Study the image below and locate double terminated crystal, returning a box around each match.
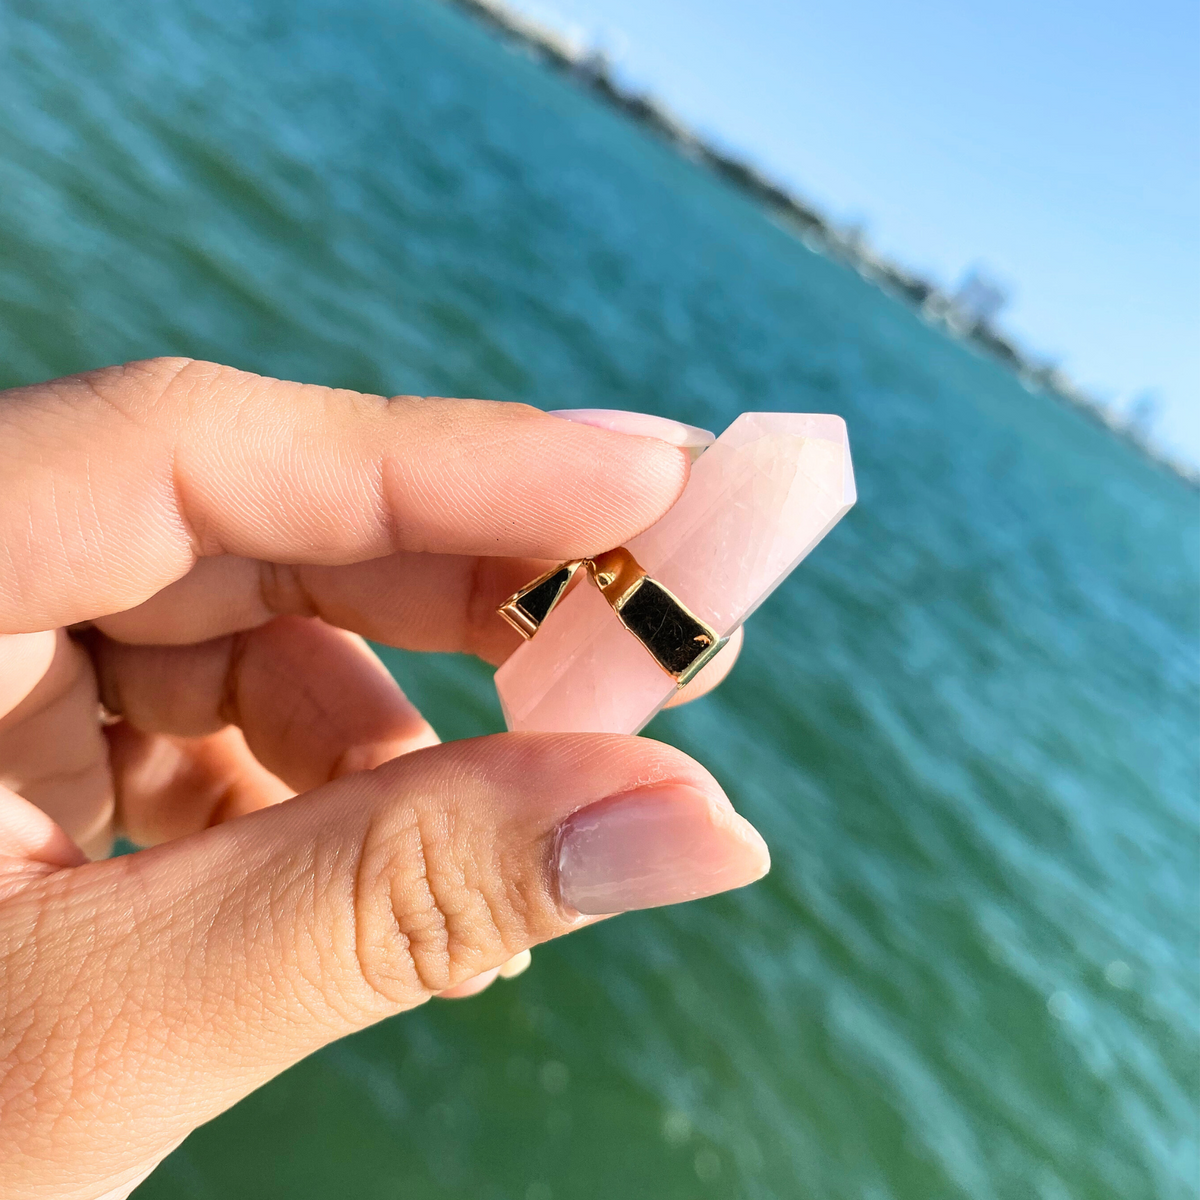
[494,413,856,735]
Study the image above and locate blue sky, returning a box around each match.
[506,0,1200,467]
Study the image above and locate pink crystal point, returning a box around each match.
[494,413,856,734]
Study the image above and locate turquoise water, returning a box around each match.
[1,1,1196,1196]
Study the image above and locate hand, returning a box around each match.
[0,359,768,1200]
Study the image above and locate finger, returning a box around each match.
[665,625,744,708]
[12,617,436,854]
[437,968,501,1000]
[0,631,113,855]
[0,786,85,874]
[89,616,439,796]
[0,631,57,716]
[437,948,532,1000]
[104,724,294,847]
[93,550,541,664]
[1,358,689,633]
[0,734,768,1196]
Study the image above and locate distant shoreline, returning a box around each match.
[446,0,1197,488]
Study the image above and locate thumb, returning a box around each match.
[0,733,768,1200]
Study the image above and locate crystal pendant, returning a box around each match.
[494,413,856,734]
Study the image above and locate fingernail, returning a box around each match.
[498,948,532,979]
[549,409,715,461]
[436,968,500,1000]
[556,786,770,915]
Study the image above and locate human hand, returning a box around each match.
[0,359,767,1200]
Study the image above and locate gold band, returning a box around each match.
[497,549,727,686]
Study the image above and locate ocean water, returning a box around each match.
[1,1,1196,1197]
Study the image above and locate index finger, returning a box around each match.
[0,358,689,634]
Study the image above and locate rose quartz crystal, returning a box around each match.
[494,412,856,734]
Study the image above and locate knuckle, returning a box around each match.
[73,357,197,422]
[120,356,198,387]
[349,801,529,1009]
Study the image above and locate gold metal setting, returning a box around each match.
[496,559,586,639]
[497,548,727,687]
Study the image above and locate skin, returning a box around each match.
[0,358,758,1200]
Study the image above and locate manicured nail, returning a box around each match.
[550,409,715,461]
[556,785,770,915]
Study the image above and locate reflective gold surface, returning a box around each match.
[496,560,583,639]
[498,549,726,684]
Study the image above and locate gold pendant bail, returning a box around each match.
[496,559,585,639]
[497,548,727,686]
